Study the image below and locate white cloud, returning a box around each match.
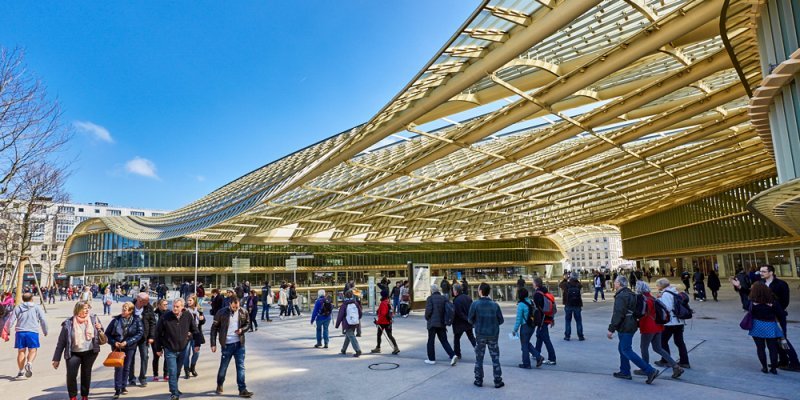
[74,121,114,143]
[125,157,159,179]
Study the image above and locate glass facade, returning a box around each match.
[65,233,562,278]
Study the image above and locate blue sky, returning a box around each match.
[1,1,477,211]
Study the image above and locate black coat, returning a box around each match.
[767,278,791,311]
[425,292,448,329]
[137,303,157,341]
[154,311,202,353]
[210,306,251,347]
[452,293,473,329]
[210,294,224,316]
[707,273,721,291]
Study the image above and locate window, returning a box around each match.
[30,222,45,242]
[58,206,75,214]
[130,211,145,217]
[56,216,75,242]
[41,244,48,251]
[152,212,164,217]
[94,209,100,214]
[41,253,47,261]
[52,245,58,252]
[51,254,57,261]
[107,209,121,216]
[78,208,84,212]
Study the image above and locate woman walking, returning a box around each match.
[106,302,144,399]
[52,301,104,400]
[152,299,168,382]
[278,284,289,320]
[183,294,205,378]
[246,290,259,332]
[399,281,410,318]
[370,290,400,355]
[511,288,544,368]
[635,281,683,378]
[747,282,785,374]
[101,288,114,316]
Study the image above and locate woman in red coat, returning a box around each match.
[371,291,400,355]
[636,281,684,379]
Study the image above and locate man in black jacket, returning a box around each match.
[563,275,584,341]
[210,288,223,316]
[424,284,458,366]
[154,298,201,400]
[210,297,253,398]
[129,292,157,387]
[452,284,476,359]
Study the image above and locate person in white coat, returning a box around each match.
[654,278,690,368]
[278,284,289,320]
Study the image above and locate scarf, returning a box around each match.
[72,315,94,347]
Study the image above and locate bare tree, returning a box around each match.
[0,47,70,204]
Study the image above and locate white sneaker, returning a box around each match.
[424,360,436,365]
[24,363,32,377]
[450,355,459,366]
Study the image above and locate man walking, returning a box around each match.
[563,274,584,341]
[452,284,476,359]
[593,271,605,302]
[424,284,458,366]
[2,293,48,379]
[607,276,659,384]
[532,278,556,365]
[129,292,156,387]
[693,269,706,301]
[154,298,202,400]
[260,282,272,322]
[210,296,254,398]
[468,283,504,388]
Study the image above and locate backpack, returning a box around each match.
[444,300,455,326]
[666,291,693,320]
[653,298,671,325]
[631,293,647,320]
[525,301,542,328]
[319,297,333,317]
[566,286,582,306]
[345,302,359,325]
[542,292,556,319]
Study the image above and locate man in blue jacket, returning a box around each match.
[468,282,504,388]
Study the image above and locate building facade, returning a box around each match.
[0,200,166,288]
[565,236,631,272]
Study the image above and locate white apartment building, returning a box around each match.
[0,200,167,287]
[566,236,633,271]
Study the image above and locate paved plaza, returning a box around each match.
[1,283,798,399]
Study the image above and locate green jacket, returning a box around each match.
[608,287,638,334]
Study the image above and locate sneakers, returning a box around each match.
[16,371,24,379]
[353,350,362,358]
[536,356,544,368]
[140,377,148,387]
[450,355,459,366]
[323,344,328,349]
[24,362,32,378]
[391,349,400,355]
[578,337,585,341]
[239,390,254,398]
[424,359,436,365]
[646,369,660,384]
[494,381,504,389]
[121,388,129,395]
[654,360,668,367]
[613,372,632,380]
[633,369,647,376]
[215,385,223,394]
[370,348,381,353]
[112,392,120,400]
[314,344,322,348]
[153,375,160,382]
[563,337,570,341]
[543,360,556,365]
[518,364,532,369]
[672,366,684,379]
[340,350,347,355]
[473,380,482,387]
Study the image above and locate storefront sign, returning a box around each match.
[413,263,431,300]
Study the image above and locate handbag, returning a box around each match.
[92,316,108,345]
[739,305,753,330]
[776,325,791,350]
[103,349,125,368]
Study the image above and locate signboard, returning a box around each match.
[140,277,150,289]
[112,272,126,281]
[232,258,251,274]
[290,252,314,259]
[412,263,431,300]
[368,275,376,312]
[55,273,68,280]
[284,258,298,271]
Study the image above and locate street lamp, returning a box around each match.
[186,234,206,296]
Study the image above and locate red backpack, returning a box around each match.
[542,292,557,320]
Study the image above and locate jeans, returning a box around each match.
[427,327,455,361]
[474,337,502,384]
[640,332,675,366]
[376,324,398,350]
[315,319,330,345]
[288,300,296,315]
[564,306,583,339]
[535,323,556,362]
[114,348,136,391]
[617,332,654,376]
[164,348,182,396]
[594,287,604,301]
[342,327,361,353]
[103,303,111,315]
[217,341,247,392]
[519,324,542,367]
[182,339,199,372]
[392,296,399,314]
[249,309,258,331]
[128,340,149,382]
[260,303,270,320]
[453,325,476,359]
[660,324,689,365]
[66,350,98,397]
